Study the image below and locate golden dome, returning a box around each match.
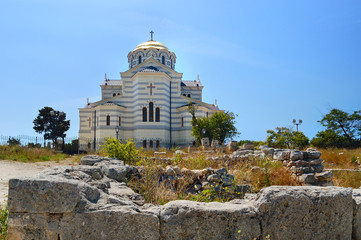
[134,40,169,51]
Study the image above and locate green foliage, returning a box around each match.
[0,145,67,162]
[33,106,70,148]
[191,111,239,144]
[266,127,309,149]
[0,204,8,239]
[100,137,139,164]
[311,129,348,148]
[237,140,266,149]
[7,137,20,146]
[312,108,361,148]
[63,139,79,154]
[311,108,361,148]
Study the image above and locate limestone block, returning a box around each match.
[8,177,81,213]
[215,167,227,175]
[307,148,322,159]
[207,174,222,183]
[80,155,105,166]
[160,200,260,240]
[9,208,160,240]
[298,173,315,185]
[274,150,290,161]
[315,171,333,182]
[352,189,361,240]
[255,186,353,240]
[201,138,209,147]
[290,150,303,161]
[101,164,129,182]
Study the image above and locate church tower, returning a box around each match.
[79,32,220,151]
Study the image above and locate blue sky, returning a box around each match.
[1,0,360,141]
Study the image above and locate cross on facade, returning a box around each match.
[147,82,156,96]
[150,30,154,40]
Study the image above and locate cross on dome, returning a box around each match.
[150,30,154,41]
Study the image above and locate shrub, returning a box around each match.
[0,204,8,239]
[100,137,139,165]
[7,137,20,146]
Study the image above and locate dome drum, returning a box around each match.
[127,40,176,69]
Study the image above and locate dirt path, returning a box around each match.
[0,158,75,204]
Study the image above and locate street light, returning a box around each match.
[115,126,120,140]
[43,125,47,148]
[293,119,303,132]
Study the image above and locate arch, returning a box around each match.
[156,140,160,148]
[149,102,154,122]
[155,107,160,122]
[181,116,184,127]
[149,140,153,148]
[118,116,121,126]
[138,55,142,64]
[187,94,191,98]
[162,56,165,64]
[170,58,173,69]
[142,107,147,122]
[106,115,110,126]
[113,93,116,97]
[143,140,147,148]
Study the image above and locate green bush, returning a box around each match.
[0,204,8,239]
[100,137,139,165]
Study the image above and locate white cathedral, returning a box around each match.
[79,32,220,151]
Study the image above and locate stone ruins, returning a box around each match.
[6,155,361,240]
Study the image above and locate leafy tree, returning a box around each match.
[266,127,309,149]
[191,111,239,144]
[311,129,348,148]
[7,137,20,146]
[187,101,198,127]
[313,108,361,148]
[33,106,70,149]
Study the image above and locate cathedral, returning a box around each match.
[79,32,220,151]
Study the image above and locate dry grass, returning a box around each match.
[320,148,361,169]
[0,145,67,162]
[332,171,361,188]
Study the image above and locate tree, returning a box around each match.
[311,129,348,148]
[7,137,20,146]
[33,106,70,150]
[191,111,239,144]
[266,127,309,149]
[313,108,361,148]
[187,101,198,127]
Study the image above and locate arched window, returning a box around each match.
[181,116,184,127]
[170,58,173,69]
[149,102,154,122]
[106,115,110,126]
[118,116,121,126]
[162,56,165,64]
[187,94,191,98]
[138,55,142,64]
[206,112,209,118]
[155,107,160,122]
[156,140,160,148]
[142,107,147,122]
[143,140,147,148]
[149,140,153,148]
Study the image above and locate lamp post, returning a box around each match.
[293,119,302,132]
[43,125,47,148]
[115,126,120,141]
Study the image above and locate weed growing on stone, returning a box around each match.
[0,203,8,240]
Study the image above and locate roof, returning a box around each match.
[181,80,202,87]
[101,80,122,86]
[140,66,160,72]
[134,40,169,51]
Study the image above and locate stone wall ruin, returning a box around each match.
[6,155,361,240]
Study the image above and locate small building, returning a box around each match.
[79,33,220,151]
